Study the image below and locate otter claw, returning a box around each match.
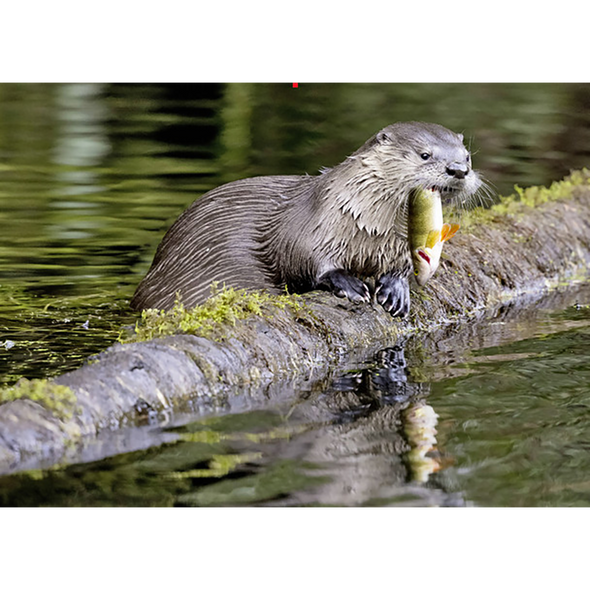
[318,269,370,304]
[376,275,410,318]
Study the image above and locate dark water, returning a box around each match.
[1,83,590,506]
[2,286,590,507]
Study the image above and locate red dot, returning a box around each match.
[292,83,298,88]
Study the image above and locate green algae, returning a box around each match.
[458,168,590,230]
[123,284,304,342]
[0,378,77,420]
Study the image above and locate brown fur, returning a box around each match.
[131,122,482,311]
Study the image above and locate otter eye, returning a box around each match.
[420,153,431,161]
[466,154,471,162]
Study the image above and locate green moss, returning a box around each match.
[0,378,77,420]
[513,168,590,205]
[458,168,590,229]
[123,284,305,342]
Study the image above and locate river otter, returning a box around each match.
[131,121,482,316]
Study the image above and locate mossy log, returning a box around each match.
[2,171,590,474]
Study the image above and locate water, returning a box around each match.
[1,83,590,506]
[430,304,590,507]
[2,285,590,506]
[0,83,225,384]
[1,83,588,385]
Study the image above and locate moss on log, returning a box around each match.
[2,170,590,474]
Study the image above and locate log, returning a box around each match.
[1,171,590,474]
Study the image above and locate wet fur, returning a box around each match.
[131,122,483,313]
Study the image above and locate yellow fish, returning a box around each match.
[409,188,459,287]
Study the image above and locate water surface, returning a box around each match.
[1,83,590,506]
[2,82,589,385]
[2,285,590,506]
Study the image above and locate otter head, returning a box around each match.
[370,121,482,203]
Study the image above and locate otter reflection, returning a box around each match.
[271,345,463,507]
[169,345,464,507]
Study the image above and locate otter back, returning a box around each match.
[131,176,311,310]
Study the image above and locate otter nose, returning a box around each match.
[446,162,468,179]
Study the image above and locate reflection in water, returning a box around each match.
[267,346,462,507]
[2,295,590,506]
[0,344,463,507]
[54,84,110,171]
[1,84,590,506]
[404,403,440,483]
[250,349,442,506]
[273,346,452,505]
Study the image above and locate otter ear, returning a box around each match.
[377,131,393,144]
[457,133,464,142]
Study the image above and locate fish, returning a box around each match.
[409,188,460,287]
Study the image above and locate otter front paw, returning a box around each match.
[375,275,410,317]
[318,269,370,304]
